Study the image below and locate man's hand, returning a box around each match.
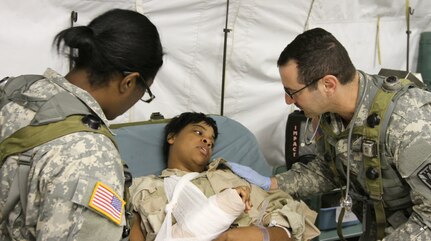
[228,162,272,191]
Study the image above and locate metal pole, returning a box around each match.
[69,11,78,71]
[406,6,414,72]
[220,0,231,116]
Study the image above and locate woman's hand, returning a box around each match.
[234,186,252,212]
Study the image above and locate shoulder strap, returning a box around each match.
[0,75,46,111]
[362,78,413,239]
[0,115,116,165]
[0,115,117,223]
[1,153,32,223]
[1,74,95,125]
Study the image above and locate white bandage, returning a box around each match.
[182,191,241,236]
[161,174,245,241]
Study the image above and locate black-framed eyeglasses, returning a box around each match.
[123,71,155,103]
[284,75,324,99]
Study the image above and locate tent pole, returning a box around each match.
[221,0,231,116]
[69,11,78,71]
[405,3,414,72]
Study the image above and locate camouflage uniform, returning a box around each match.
[0,69,124,241]
[275,71,431,240]
[130,158,320,241]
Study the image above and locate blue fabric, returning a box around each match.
[112,115,272,177]
[228,161,271,190]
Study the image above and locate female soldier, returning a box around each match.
[0,8,163,241]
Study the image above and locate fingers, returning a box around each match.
[234,186,252,212]
[235,186,250,202]
[244,200,252,213]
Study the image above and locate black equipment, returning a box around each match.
[285,110,317,169]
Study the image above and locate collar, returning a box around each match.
[43,68,111,131]
[159,158,229,178]
[321,70,370,134]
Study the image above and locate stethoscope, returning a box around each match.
[302,71,367,213]
[342,72,367,211]
[303,116,321,146]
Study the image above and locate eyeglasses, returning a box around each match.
[123,71,155,103]
[284,75,324,99]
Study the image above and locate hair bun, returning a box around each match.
[66,26,95,49]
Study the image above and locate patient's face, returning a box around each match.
[167,121,215,172]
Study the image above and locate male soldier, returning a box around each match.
[230,28,431,240]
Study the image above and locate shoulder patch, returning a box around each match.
[88,181,125,225]
[418,164,431,190]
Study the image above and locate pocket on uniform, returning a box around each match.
[135,188,167,235]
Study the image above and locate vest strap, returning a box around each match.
[0,115,116,168]
[0,75,45,111]
[363,78,413,239]
[321,76,414,240]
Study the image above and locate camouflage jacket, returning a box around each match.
[275,71,431,240]
[130,158,320,241]
[0,69,125,241]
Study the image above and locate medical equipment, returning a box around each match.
[285,110,317,170]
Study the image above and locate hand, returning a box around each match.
[228,162,271,191]
[212,226,262,241]
[234,186,252,212]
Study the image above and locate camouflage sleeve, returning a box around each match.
[274,157,338,199]
[27,132,124,241]
[384,88,431,239]
[383,212,431,240]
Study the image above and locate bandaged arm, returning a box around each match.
[172,188,245,238]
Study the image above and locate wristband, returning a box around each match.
[257,225,270,241]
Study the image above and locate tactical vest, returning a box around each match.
[0,75,132,237]
[319,73,416,239]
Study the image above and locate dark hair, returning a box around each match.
[54,9,163,88]
[162,112,218,162]
[277,28,356,88]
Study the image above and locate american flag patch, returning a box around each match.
[88,182,125,225]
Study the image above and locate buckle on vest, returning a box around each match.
[362,139,377,157]
[81,115,101,130]
[382,75,402,91]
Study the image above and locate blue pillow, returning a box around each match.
[111,115,272,177]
